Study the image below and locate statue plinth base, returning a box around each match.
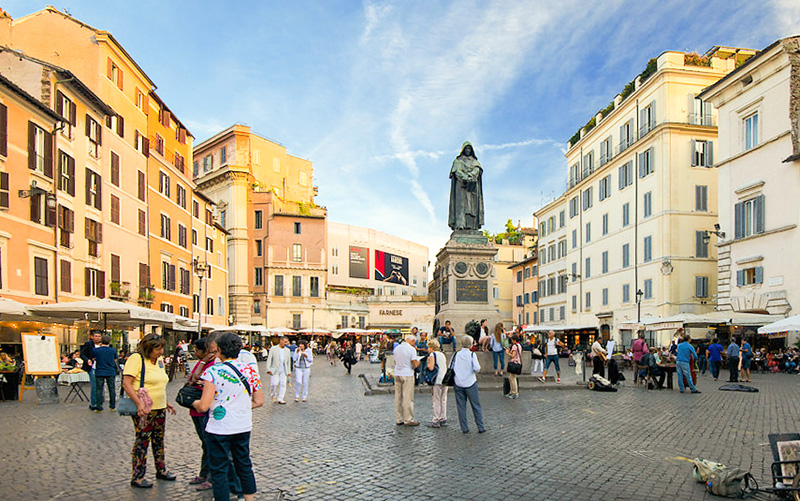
[431,232,501,341]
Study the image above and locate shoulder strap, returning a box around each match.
[139,355,146,388]
[224,361,251,396]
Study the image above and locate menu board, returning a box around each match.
[21,333,60,375]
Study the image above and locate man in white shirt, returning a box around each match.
[591,338,608,378]
[266,337,292,404]
[393,335,420,426]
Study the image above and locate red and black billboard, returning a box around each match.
[374,250,409,285]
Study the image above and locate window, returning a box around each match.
[524,267,531,279]
[292,244,302,262]
[274,275,284,296]
[540,221,546,237]
[84,267,104,297]
[569,196,579,218]
[736,266,763,287]
[292,276,302,297]
[180,267,190,295]
[516,270,523,283]
[571,295,577,312]
[34,257,49,296]
[639,101,655,136]
[155,134,164,156]
[622,284,630,303]
[28,122,53,177]
[643,191,652,218]
[619,118,634,151]
[160,214,171,240]
[622,203,630,227]
[744,113,759,150]
[160,108,171,127]
[572,229,577,249]
[291,314,301,330]
[206,237,213,252]
[55,91,76,138]
[695,185,708,212]
[548,244,555,262]
[622,243,630,268]
[110,194,120,224]
[582,187,593,210]
[524,292,529,304]
[294,222,301,234]
[331,264,338,275]
[85,168,101,210]
[219,146,227,165]
[602,288,608,306]
[558,274,567,293]
[599,136,612,165]
[310,276,320,297]
[691,96,714,125]
[193,161,199,177]
[138,171,146,201]
[559,306,565,320]
[602,251,608,274]
[86,218,102,257]
[161,261,176,291]
[691,140,714,167]
[134,130,148,156]
[734,195,765,239]
[539,250,546,265]
[558,240,567,258]
[254,267,263,286]
[218,296,225,316]
[643,236,652,262]
[176,185,186,209]
[638,147,654,177]
[696,231,709,258]
[696,276,709,298]
[254,210,262,229]
[58,205,74,247]
[644,278,653,299]
[110,152,120,186]
[85,115,101,158]
[585,292,591,309]
[207,297,214,316]
[585,257,591,278]
[618,161,633,189]
[253,299,261,315]
[138,210,146,236]
[193,200,199,219]
[159,171,170,197]
[585,223,591,243]
[602,214,609,236]
[105,114,124,138]
[107,58,123,89]
[559,210,565,228]
[58,150,76,196]
[582,151,594,177]
[255,240,263,257]
[60,259,71,292]
[571,262,577,282]
[203,154,213,172]
[178,224,187,248]
[599,175,611,201]
[191,229,198,246]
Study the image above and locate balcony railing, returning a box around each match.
[689,113,717,126]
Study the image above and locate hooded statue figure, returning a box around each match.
[448,141,484,231]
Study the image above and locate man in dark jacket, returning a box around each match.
[80,331,102,411]
[92,334,118,412]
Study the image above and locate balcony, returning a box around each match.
[689,113,717,127]
[137,285,155,306]
[109,281,131,302]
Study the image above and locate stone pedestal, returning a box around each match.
[432,231,500,340]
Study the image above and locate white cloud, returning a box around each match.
[770,0,800,37]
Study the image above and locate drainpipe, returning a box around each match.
[50,75,74,303]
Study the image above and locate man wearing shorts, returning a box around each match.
[539,330,564,383]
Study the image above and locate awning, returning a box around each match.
[523,324,598,333]
[618,312,784,331]
[758,314,800,335]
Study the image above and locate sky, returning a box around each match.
[4,0,799,262]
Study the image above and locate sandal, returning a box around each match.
[189,476,206,485]
[196,481,213,491]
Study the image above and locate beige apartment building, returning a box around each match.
[700,36,800,343]
[534,195,569,328]
[192,190,229,328]
[194,124,317,324]
[509,225,539,327]
[541,48,753,348]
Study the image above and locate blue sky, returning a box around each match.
[5,1,799,259]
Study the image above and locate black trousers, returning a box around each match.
[592,356,605,378]
[728,357,739,382]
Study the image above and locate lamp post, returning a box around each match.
[311,305,316,337]
[193,258,208,341]
[636,288,644,323]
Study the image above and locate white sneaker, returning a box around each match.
[537,377,545,383]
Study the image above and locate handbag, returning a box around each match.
[507,345,522,375]
[175,384,203,409]
[118,355,145,416]
[441,351,457,387]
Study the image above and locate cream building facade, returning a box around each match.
[534,196,569,328]
[543,48,753,347]
[700,37,800,343]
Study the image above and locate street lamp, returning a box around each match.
[636,288,644,323]
[702,224,726,245]
[193,257,208,341]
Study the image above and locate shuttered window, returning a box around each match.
[0,172,8,209]
[111,152,120,186]
[34,257,49,296]
[691,140,713,167]
[85,168,101,209]
[137,171,146,201]
[643,236,652,262]
[734,195,765,239]
[696,231,709,258]
[138,209,146,236]
[638,147,654,177]
[695,185,708,212]
[618,161,633,189]
[602,251,609,274]
[292,275,302,297]
[644,279,653,299]
[736,267,763,287]
[274,275,284,296]
[643,191,652,218]
[60,260,71,293]
[58,151,76,196]
[0,103,7,156]
[110,195,120,224]
[696,276,709,298]
[622,243,630,268]
[28,122,53,177]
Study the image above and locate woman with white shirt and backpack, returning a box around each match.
[424,339,448,428]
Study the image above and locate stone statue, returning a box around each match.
[448,141,484,231]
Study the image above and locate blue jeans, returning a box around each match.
[88,367,98,409]
[709,360,721,379]
[206,431,256,500]
[454,382,485,433]
[676,361,698,392]
[492,350,505,371]
[439,336,457,352]
[191,414,209,479]
[544,355,560,374]
[93,374,116,410]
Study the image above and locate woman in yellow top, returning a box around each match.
[122,334,177,489]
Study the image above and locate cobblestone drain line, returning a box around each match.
[0,362,797,500]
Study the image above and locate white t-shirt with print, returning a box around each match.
[201,359,262,435]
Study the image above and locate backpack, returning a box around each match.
[692,458,726,483]
[706,468,757,498]
[422,353,439,386]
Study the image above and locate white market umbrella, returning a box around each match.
[28,298,175,327]
[0,297,31,319]
[268,326,298,334]
[296,328,330,335]
[758,314,800,335]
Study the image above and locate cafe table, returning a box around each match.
[57,371,90,403]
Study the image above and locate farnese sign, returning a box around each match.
[378,309,403,316]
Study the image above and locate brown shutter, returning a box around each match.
[56,91,64,117]
[98,271,105,298]
[142,94,149,114]
[107,57,113,79]
[169,264,176,291]
[138,170,145,200]
[69,101,76,126]
[60,260,71,293]
[95,174,102,210]
[178,127,186,144]
[67,209,74,232]
[117,69,123,90]
[138,209,145,235]
[85,168,91,205]
[28,122,35,170]
[105,115,112,128]
[30,196,39,222]
[43,131,53,178]
[117,115,124,138]
[143,137,150,157]
[96,122,102,146]
[85,114,91,138]
[57,205,65,229]
[45,195,56,227]
[85,217,91,241]
[85,267,91,296]
[0,104,7,157]
[96,222,103,243]
[68,156,75,196]
[111,152,119,186]
[111,254,120,283]
[0,172,8,209]
[110,195,119,224]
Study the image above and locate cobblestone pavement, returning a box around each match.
[1,359,798,500]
